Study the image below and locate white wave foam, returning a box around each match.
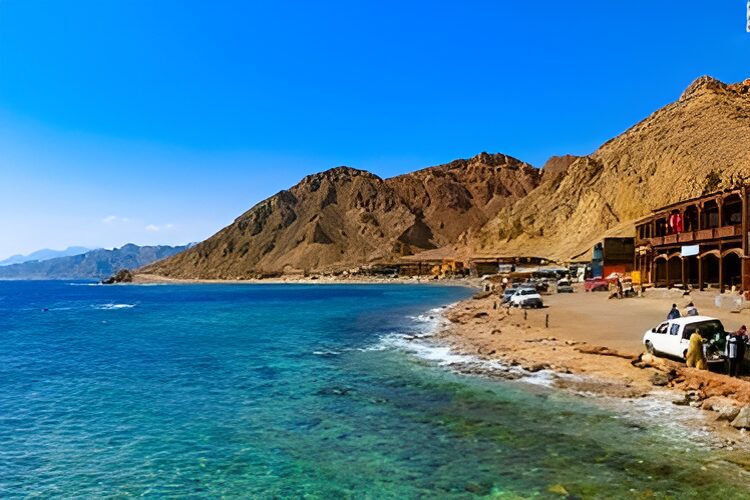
[67,282,101,286]
[367,304,728,446]
[367,302,580,384]
[95,303,136,310]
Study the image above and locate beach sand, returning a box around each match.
[131,272,477,286]
[434,286,750,448]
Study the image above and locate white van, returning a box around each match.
[642,316,725,363]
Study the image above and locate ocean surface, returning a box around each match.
[1,281,749,498]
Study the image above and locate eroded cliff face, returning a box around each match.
[143,155,540,278]
[474,75,750,260]
[386,153,541,246]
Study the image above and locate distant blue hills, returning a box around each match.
[0,243,191,280]
[0,246,92,266]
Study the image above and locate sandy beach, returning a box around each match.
[131,272,479,287]
[433,286,750,450]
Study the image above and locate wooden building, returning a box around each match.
[634,186,750,293]
[468,256,550,276]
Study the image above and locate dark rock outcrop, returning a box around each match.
[102,269,134,284]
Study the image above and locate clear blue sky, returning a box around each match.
[1,1,749,259]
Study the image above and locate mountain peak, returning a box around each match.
[679,75,726,101]
[679,75,750,102]
[300,166,380,185]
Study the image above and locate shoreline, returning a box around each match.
[417,292,750,454]
[128,273,480,288]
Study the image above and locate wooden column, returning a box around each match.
[666,258,670,288]
[698,257,704,291]
[697,204,703,231]
[719,254,724,293]
[718,196,724,228]
[681,257,686,289]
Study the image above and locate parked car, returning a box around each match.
[509,288,544,308]
[501,287,518,304]
[642,316,726,363]
[534,280,550,293]
[556,279,574,293]
[584,277,610,292]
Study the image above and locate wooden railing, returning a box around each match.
[715,225,741,238]
[647,225,742,247]
[678,231,695,242]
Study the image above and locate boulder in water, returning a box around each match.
[102,269,134,284]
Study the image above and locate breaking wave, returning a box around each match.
[95,303,136,310]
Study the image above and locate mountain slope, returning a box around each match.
[474,75,750,260]
[0,244,190,280]
[386,152,540,246]
[143,155,540,278]
[145,75,750,276]
[0,246,92,266]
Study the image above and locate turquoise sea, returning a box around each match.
[1,281,749,498]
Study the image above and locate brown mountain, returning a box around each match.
[473,75,750,260]
[144,75,750,278]
[143,154,540,278]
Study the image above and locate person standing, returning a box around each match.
[731,325,748,376]
[726,332,741,377]
[686,331,708,370]
[685,302,699,316]
[667,304,681,320]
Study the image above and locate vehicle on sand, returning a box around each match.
[501,287,517,304]
[584,277,610,292]
[509,288,544,308]
[556,279,574,293]
[642,316,726,363]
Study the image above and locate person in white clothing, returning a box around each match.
[685,302,699,316]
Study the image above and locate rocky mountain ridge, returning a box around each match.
[144,75,750,277]
[143,154,540,278]
[473,75,750,260]
[0,244,190,280]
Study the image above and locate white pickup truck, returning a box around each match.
[509,288,544,308]
[642,316,726,363]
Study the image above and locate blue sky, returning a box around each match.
[1,1,749,258]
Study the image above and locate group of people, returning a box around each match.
[666,302,699,319]
[667,302,748,377]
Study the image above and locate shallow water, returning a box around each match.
[1,281,748,498]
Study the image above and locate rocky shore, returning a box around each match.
[433,292,750,452]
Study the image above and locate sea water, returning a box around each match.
[1,281,748,498]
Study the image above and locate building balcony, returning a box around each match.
[649,225,742,247]
[715,224,741,238]
[678,231,695,243]
[650,236,664,246]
